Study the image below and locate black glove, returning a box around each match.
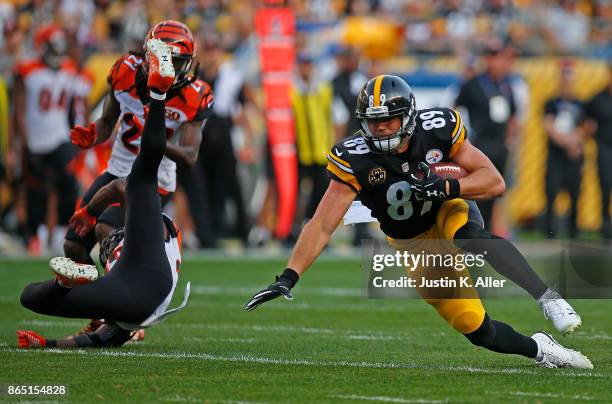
[244,268,299,312]
[410,162,460,201]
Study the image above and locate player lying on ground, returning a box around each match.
[17,39,188,349]
[64,20,212,266]
[246,75,592,368]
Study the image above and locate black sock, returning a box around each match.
[455,223,548,299]
[465,314,538,358]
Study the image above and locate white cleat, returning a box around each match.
[49,257,98,287]
[532,331,593,369]
[145,38,175,93]
[539,292,582,335]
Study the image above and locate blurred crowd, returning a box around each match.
[0,0,610,256]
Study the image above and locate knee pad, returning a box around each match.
[464,314,495,347]
[427,298,485,334]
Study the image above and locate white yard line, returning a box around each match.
[15,319,423,341]
[19,319,84,327]
[572,334,612,340]
[188,300,406,312]
[332,394,447,403]
[192,285,362,297]
[508,391,594,400]
[1,348,604,378]
[175,323,411,340]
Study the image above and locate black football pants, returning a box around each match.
[21,98,172,324]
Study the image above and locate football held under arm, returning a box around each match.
[451,139,505,200]
[287,179,357,275]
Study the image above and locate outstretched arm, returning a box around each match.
[287,180,357,275]
[70,91,121,148]
[245,180,356,311]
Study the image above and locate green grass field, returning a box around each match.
[0,257,611,403]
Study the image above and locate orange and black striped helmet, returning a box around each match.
[144,20,195,89]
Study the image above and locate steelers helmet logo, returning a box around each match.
[368,167,387,185]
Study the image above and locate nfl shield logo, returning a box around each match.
[401,162,410,173]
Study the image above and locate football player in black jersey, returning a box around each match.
[245,75,592,368]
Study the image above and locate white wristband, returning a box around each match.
[149,90,166,100]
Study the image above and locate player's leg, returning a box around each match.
[64,171,118,263]
[17,322,134,349]
[452,201,548,300]
[425,297,538,358]
[597,145,612,240]
[565,158,582,239]
[51,143,79,230]
[20,272,153,323]
[544,152,564,238]
[117,38,174,272]
[20,39,175,324]
[390,234,591,367]
[305,164,330,221]
[24,151,48,253]
[445,200,581,334]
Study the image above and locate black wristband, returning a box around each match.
[280,268,299,288]
[447,178,460,199]
[85,204,97,217]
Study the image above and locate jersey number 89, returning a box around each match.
[420,110,446,131]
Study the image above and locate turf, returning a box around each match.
[0,257,610,403]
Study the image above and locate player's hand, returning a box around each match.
[410,162,459,201]
[244,268,299,311]
[69,206,96,237]
[70,123,97,149]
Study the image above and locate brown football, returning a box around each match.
[429,162,469,179]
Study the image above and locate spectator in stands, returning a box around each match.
[543,61,586,239]
[543,0,590,54]
[454,40,517,234]
[584,62,612,240]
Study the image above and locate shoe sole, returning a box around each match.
[561,317,582,336]
[49,257,98,283]
[146,39,175,78]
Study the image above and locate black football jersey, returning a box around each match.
[327,107,467,239]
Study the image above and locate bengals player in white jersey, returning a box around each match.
[64,20,213,265]
[12,24,80,255]
[18,39,189,349]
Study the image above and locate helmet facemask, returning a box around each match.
[99,227,125,269]
[359,108,416,154]
[355,75,418,154]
